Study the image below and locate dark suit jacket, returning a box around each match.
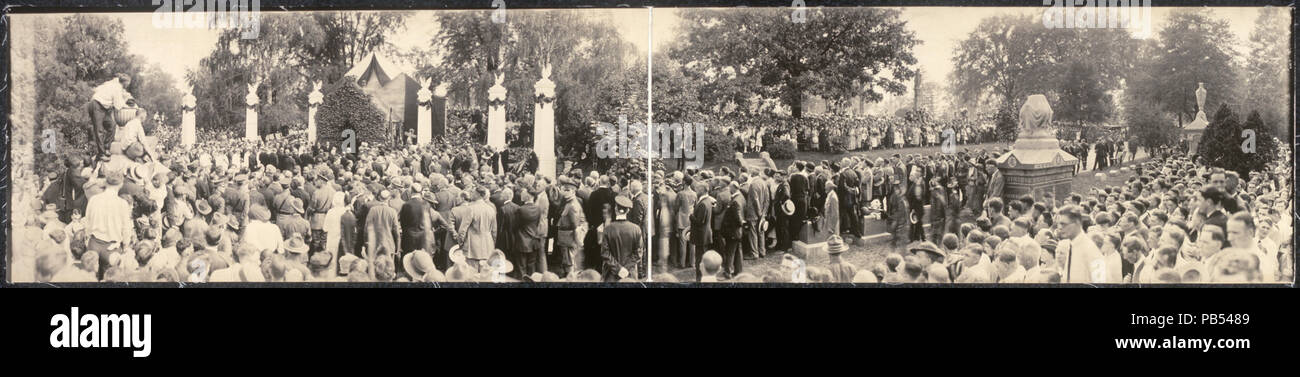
[721,196,745,239]
[496,202,519,254]
[398,198,432,254]
[691,197,715,246]
[513,203,543,252]
[789,173,809,206]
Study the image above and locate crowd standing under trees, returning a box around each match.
[17,108,655,283]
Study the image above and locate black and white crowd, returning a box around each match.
[652,144,1293,284]
[13,74,652,283]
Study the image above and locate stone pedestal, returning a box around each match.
[534,70,557,179]
[791,241,828,266]
[995,135,1078,202]
[487,75,507,150]
[245,81,259,141]
[308,81,322,145]
[1184,83,1209,156]
[181,93,196,147]
[307,105,318,144]
[245,107,258,140]
[994,94,1077,202]
[417,78,434,146]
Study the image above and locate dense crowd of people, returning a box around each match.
[652,143,1293,284]
[15,121,651,283]
[723,115,997,154]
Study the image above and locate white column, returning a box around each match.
[487,72,508,150]
[416,77,433,145]
[307,80,322,144]
[181,89,196,147]
[244,80,260,141]
[533,65,557,179]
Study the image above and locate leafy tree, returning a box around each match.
[426,10,645,166]
[1243,7,1289,139]
[1200,104,1246,175]
[1124,99,1178,150]
[188,13,408,137]
[1239,110,1280,176]
[1138,9,1240,126]
[1056,61,1113,127]
[670,8,919,118]
[950,14,1135,133]
[33,14,180,167]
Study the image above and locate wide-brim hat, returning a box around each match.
[908,241,946,261]
[781,200,795,216]
[195,199,213,216]
[614,195,634,209]
[283,234,309,254]
[402,250,436,280]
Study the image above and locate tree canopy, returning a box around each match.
[669,8,920,118]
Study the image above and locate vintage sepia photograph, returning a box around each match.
[649,5,1293,284]
[5,3,1294,286]
[7,7,654,284]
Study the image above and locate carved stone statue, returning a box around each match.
[1195,82,1206,113]
[245,79,260,107]
[1018,94,1054,139]
[308,80,324,106]
[416,77,433,104]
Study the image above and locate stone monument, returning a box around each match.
[1183,82,1209,155]
[487,68,508,151]
[993,94,1078,202]
[533,63,557,179]
[181,87,196,147]
[245,78,260,141]
[307,80,323,144]
[416,77,433,145]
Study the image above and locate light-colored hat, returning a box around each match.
[781,200,796,216]
[283,234,309,254]
[402,250,436,280]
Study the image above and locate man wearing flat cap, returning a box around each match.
[601,195,643,282]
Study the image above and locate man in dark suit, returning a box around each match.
[583,176,616,270]
[837,166,860,238]
[601,196,643,282]
[720,185,745,278]
[743,175,767,259]
[492,189,519,277]
[674,176,697,268]
[710,181,730,253]
[514,190,545,277]
[772,171,792,252]
[690,182,715,282]
[787,163,809,242]
[398,185,434,275]
[1193,187,1229,243]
